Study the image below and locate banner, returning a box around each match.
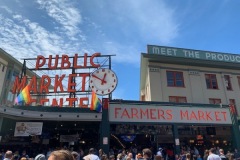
[60,134,79,142]
[109,104,232,124]
[14,122,43,137]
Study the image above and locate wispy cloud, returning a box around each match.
[0,6,13,14]
[36,0,82,37]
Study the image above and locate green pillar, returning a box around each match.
[232,115,240,150]
[172,124,180,155]
[100,98,110,154]
[0,117,3,133]
[229,106,240,150]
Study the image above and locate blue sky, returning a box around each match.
[0,0,240,101]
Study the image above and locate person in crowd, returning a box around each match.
[142,148,152,160]
[48,149,74,160]
[157,148,163,157]
[116,153,123,160]
[174,154,180,160]
[186,153,191,160]
[13,151,20,160]
[154,155,163,160]
[197,155,203,160]
[3,150,13,160]
[122,150,127,160]
[77,147,84,160]
[72,151,80,160]
[219,149,227,160]
[101,154,108,160]
[1,149,5,160]
[203,150,209,160]
[207,148,221,160]
[46,148,53,160]
[109,155,115,160]
[215,148,220,156]
[19,150,29,160]
[194,147,199,160]
[180,151,187,160]
[127,152,134,160]
[225,151,231,160]
[228,154,234,160]
[99,149,105,160]
[136,153,143,160]
[83,148,100,160]
[34,154,46,160]
[234,149,240,160]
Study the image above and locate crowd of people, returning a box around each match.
[0,145,240,160]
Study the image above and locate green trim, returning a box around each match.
[110,99,228,108]
[147,45,240,64]
[12,105,97,113]
[142,53,240,70]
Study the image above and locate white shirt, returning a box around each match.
[157,151,162,156]
[207,154,221,160]
[83,154,100,160]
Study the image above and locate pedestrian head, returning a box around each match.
[48,149,74,160]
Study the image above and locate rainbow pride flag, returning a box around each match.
[15,85,32,104]
[90,91,102,112]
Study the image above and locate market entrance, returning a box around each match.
[0,118,101,150]
[110,124,174,151]
[109,123,233,155]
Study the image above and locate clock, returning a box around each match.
[89,68,118,95]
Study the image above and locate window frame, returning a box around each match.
[169,96,187,103]
[224,75,232,90]
[209,98,221,104]
[205,74,218,89]
[166,71,185,87]
[237,76,240,89]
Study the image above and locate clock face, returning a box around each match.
[89,68,118,95]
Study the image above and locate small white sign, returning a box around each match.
[175,138,180,145]
[103,137,108,145]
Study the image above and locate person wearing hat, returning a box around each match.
[83,148,100,160]
[157,148,163,157]
[34,154,46,160]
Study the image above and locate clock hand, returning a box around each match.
[92,74,107,84]
[101,73,107,85]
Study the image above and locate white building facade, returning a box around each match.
[139,45,240,151]
[141,45,240,114]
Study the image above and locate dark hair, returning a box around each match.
[89,148,95,154]
[209,148,216,153]
[142,148,152,158]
